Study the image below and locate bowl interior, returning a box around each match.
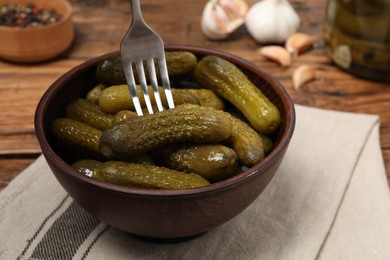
[35,45,295,196]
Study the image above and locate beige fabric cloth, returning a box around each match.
[1,104,390,260]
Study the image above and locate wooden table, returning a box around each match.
[0,0,389,191]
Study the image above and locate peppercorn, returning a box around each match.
[0,3,62,28]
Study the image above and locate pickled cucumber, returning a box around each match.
[228,115,265,167]
[341,0,388,15]
[96,55,125,86]
[194,55,281,134]
[96,51,198,86]
[332,2,390,42]
[182,88,225,110]
[324,26,390,70]
[113,110,137,123]
[99,104,233,159]
[259,133,273,155]
[66,99,114,130]
[86,84,106,103]
[92,161,210,189]
[72,159,103,177]
[155,143,238,182]
[165,51,198,76]
[51,118,102,156]
[98,84,199,114]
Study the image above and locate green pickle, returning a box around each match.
[86,84,106,103]
[98,84,199,114]
[259,133,274,155]
[51,118,102,156]
[165,51,198,76]
[66,99,114,130]
[96,51,198,86]
[194,55,281,134]
[99,104,233,159]
[341,0,390,15]
[332,2,390,41]
[324,0,390,81]
[155,143,238,182]
[181,88,225,110]
[92,161,210,189]
[72,159,103,177]
[229,115,265,167]
[113,110,137,124]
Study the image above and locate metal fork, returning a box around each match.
[120,0,174,116]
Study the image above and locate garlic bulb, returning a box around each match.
[201,0,249,40]
[245,0,300,43]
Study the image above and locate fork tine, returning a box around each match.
[135,60,154,115]
[147,58,164,112]
[123,61,143,116]
[157,54,175,109]
[121,0,174,115]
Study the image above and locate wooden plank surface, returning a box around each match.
[0,0,389,191]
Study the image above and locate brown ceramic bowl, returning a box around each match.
[35,45,295,240]
[0,0,74,63]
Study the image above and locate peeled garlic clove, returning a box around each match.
[246,0,300,44]
[201,0,249,40]
[259,46,292,67]
[292,65,316,90]
[285,32,318,55]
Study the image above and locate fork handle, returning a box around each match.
[130,0,144,23]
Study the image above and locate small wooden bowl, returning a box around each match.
[35,45,296,240]
[0,0,74,63]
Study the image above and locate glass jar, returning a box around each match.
[323,0,390,82]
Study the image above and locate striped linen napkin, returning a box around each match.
[1,104,390,260]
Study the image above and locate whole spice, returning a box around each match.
[201,0,249,40]
[245,0,300,43]
[0,3,62,28]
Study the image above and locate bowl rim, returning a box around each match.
[35,44,296,198]
[0,0,72,32]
